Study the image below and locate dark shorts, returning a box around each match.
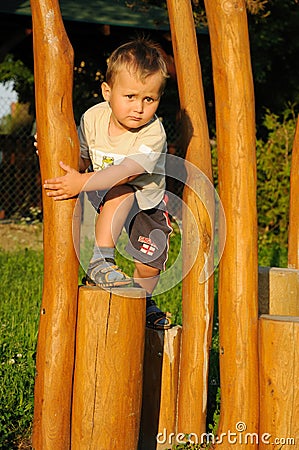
[87,189,172,271]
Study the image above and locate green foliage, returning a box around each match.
[208,387,220,435]
[0,102,34,136]
[0,249,43,449]
[256,106,296,252]
[0,55,34,105]
[211,105,297,265]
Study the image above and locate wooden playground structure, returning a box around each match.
[30,0,299,448]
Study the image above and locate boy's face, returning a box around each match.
[101,67,164,134]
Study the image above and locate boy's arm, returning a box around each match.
[44,157,145,201]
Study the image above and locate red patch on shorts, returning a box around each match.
[140,243,156,256]
[138,236,158,256]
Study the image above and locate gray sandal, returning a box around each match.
[146,299,172,330]
[83,258,132,288]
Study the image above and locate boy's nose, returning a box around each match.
[134,100,144,113]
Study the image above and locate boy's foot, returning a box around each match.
[82,258,132,288]
[146,298,171,330]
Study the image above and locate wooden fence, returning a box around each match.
[30,0,299,448]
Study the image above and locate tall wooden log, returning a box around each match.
[71,286,145,450]
[258,267,299,316]
[259,315,299,449]
[204,0,259,447]
[288,116,299,268]
[30,1,80,448]
[166,0,214,435]
[139,326,182,450]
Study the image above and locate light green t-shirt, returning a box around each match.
[79,101,167,210]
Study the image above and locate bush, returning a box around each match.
[211,105,297,266]
[256,106,297,252]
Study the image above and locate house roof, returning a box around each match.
[0,0,171,31]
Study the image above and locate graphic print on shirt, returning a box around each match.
[100,155,115,170]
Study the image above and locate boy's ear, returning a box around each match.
[101,82,111,101]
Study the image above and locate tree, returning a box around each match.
[0,54,34,106]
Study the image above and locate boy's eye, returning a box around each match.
[125,95,155,103]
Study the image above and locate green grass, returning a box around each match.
[0,227,183,448]
[0,225,288,449]
[0,249,43,449]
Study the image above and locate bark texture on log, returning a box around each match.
[258,267,299,316]
[166,0,214,435]
[71,286,146,450]
[139,326,182,450]
[259,315,299,450]
[30,1,80,448]
[204,0,259,447]
[288,116,299,268]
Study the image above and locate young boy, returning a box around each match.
[44,38,172,329]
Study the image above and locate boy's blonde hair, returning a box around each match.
[106,38,169,94]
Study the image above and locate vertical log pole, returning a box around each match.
[204,0,259,447]
[139,326,182,450]
[258,267,299,316]
[166,0,214,435]
[288,116,299,268]
[30,1,80,448]
[71,287,145,450]
[259,315,299,449]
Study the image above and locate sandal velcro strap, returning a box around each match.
[94,264,119,275]
[146,299,172,330]
[85,258,132,288]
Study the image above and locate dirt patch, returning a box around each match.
[0,222,43,252]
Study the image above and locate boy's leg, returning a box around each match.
[126,201,173,330]
[133,260,160,294]
[95,185,135,247]
[133,261,171,329]
[85,185,134,287]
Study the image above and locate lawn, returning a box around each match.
[0,247,43,449]
[0,222,186,449]
[1,222,286,449]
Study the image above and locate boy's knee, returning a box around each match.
[134,262,160,279]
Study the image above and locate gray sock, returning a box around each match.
[91,246,115,262]
[87,246,130,284]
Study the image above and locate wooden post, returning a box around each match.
[288,116,299,268]
[259,315,299,449]
[258,267,299,316]
[258,267,270,315]
[139,326,182,450]
[71,286,146,450]
[204,0,259,447]
[166,0,214,436]
[30,1,80,448]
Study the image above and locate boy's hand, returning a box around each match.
[44,161,84,200]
